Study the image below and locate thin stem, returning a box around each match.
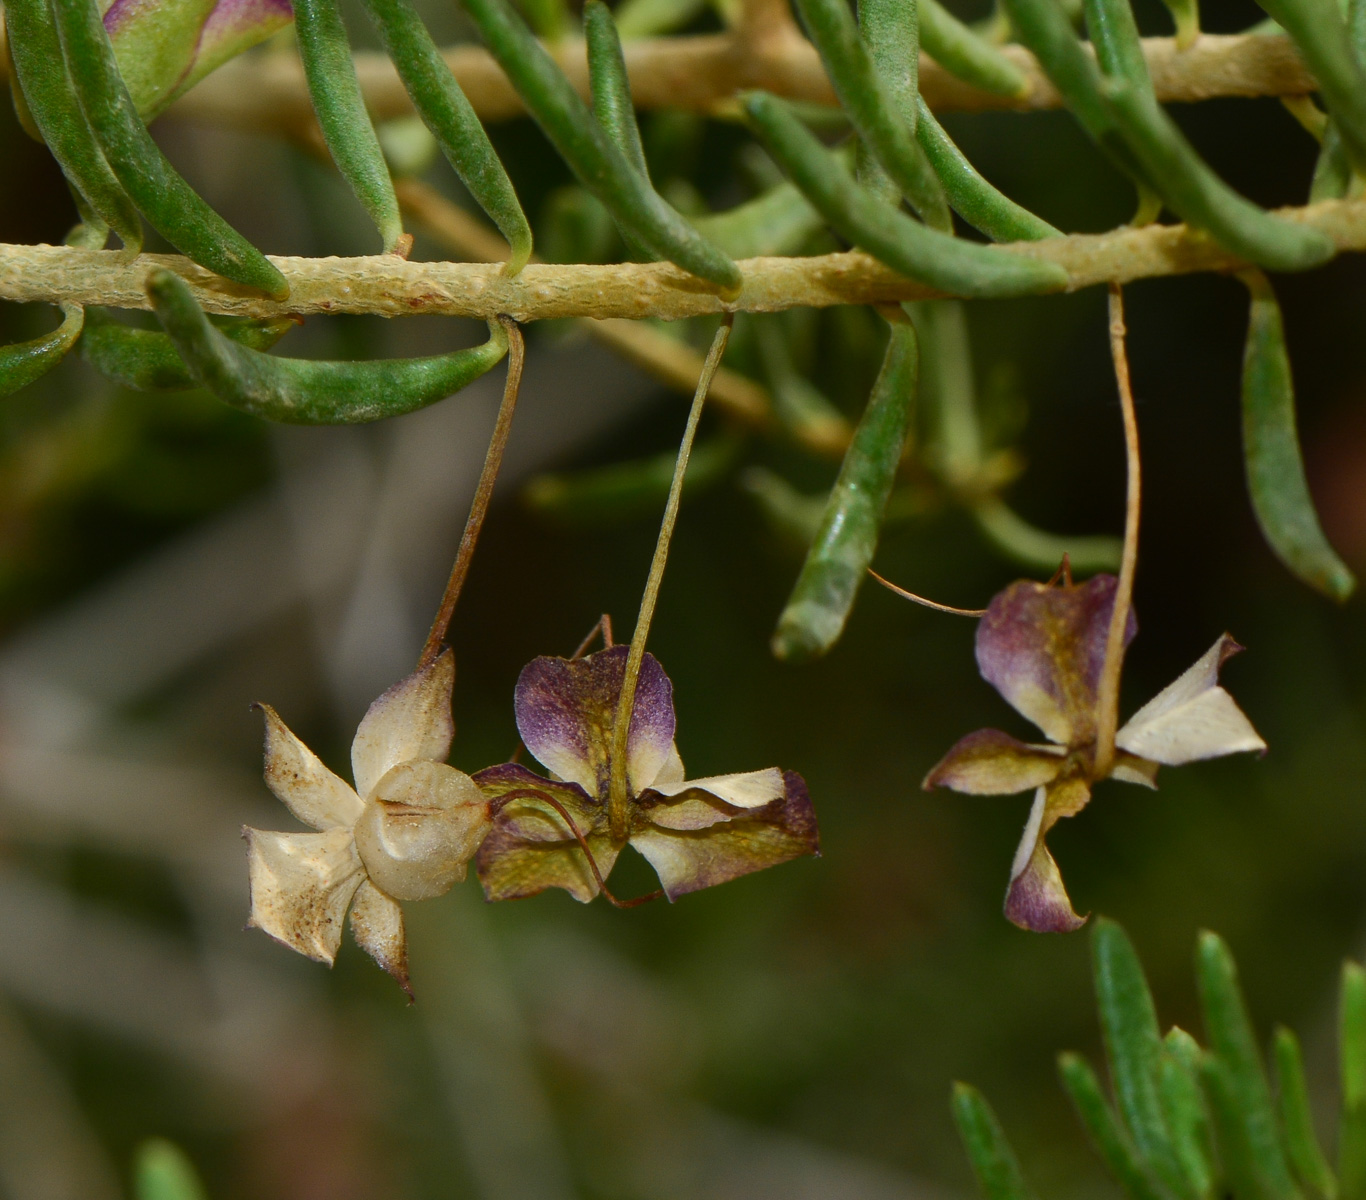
[867,569,987,616]
[1093,284,1141,777]
[571,613,615,658]
[417,315,525,667]
[606,316,734,842]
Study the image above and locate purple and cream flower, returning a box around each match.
[244,650,491,995]
[925,575,1265,934]
[473,645,819,903]
[103,0,293,118]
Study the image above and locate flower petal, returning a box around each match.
[645,767,785,809]
[1111,753,1160,789]
[629,770,819,900]
[349,881,411,998]
[1002,779,1090,934]
[513,647,675,798]
[1115,635,1267,766]
[473,763,617,902]
[976,576,1134,746]
[244,827,364,964]
[353,762,491,902]
[922,728,1067,795]
[352,649,455,801]
[258,703,363,831]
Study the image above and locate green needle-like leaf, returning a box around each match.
[1196,931,1301,1200]
[134,1140,207,1200]
[145,268,508,423]
[1239,270,1355,600]
[1059,1051,1171,1200]
[1273,1027,1336,1200]
[1339,963,1366,1200]
[1083,0,1150,90]
[690,181,824,258]
[772,318,918,662]
[584,0,649,180]
[1159,1039,1218,1200]
[920,0,1029,98]
[459,0,740,289]
[0,305,84,398]
[1092,918,1193,1200]
[793,0,951,229]
[742,91,1068,298]
[856,0,919,203]
[53,0,288,297]
[294,0,404,253]
[952,1082,1039,1200]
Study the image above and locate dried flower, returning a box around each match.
[243,650,490,994]
[925,575,1265,933]
[474,645,818,902]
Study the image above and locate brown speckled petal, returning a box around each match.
[244,827,365,964]
[258,703,363,831]
[349,881,410,998]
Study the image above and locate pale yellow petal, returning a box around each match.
[244,827,364,964]
[349,881,410,997]
[351,649,456,800]
[258,703,362,830]
[645,767,784,809]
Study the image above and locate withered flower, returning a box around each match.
[244,650,490,994]
[925,574,1265,934]
[474,645,818,903]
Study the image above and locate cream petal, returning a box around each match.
[352,649,456,800]
[645,767,785,809]
[258,703,362,831]
[651,743,686,788]
[349,881,410,997]
[1115,636,1266,766]
[244,827,364,964]
[923,729,1067,795]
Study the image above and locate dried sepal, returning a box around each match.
[349,881,411,997]
[351,648,456,800]
[244,827,365,964]
[258,703,363,831]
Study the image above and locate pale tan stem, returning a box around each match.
[393,178,780,439]
[108,33,1320,134]
[417,317,525,668]
[9,198,1366,320]
[1093,285,1141,778]
[606,317,733,844]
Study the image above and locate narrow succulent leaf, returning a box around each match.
[691,181,824,258]
[972,498,1121,573]
[1092,919,1192,1199]
[0,304,83,398]
[772,320,918,661]
[81,309,295,390]
[522,435,742,526]
[1159,1041,1218,1200]
[1101,80,1335,273]
[754,316,854,448]
[459,0,740,289]
[1158,0,1199,46]
[3,0,142,250]
[294,0,404,253]
[1239,271,1355,600]
[1273,1027,1337,1200]
[1339,964,1366,1200]
[1083,0,1150,89]
[1309,126,1353,203]
[361,0,533,272]
[145,268,509,424]
[920,0,1029,98]
[1251,0,1366,173]
[1195,931,1301,1200]
[793,0,951,229]
[913,100,1061,242]
[584,0,649,179]
[134,1139,207,1200]
[951,1082,1039,1200]
[1202,1052,1303,1200]
[742,92,1069,299]
[54,0,288,298]
[741,467,828,549]
[1058,1052,1172,1200]
[856,0,919,203]
[614,0,707,36]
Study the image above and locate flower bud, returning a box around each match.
[353,760,491,902]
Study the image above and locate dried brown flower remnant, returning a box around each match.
[925,575,1265,934]
[244,650,490,995]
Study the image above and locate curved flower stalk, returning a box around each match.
[474,645,818,902]
[244,650,492,995]
[924,573,1265,933]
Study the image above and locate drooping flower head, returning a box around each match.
[925,574,1265,933]
[474,645,819,903]
[244,650,491,995]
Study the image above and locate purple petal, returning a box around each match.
[1002,778,1090,934]
[629,770,819,900]
[513,646,675,799]
[923,728,1067,795]
[976,576,1136,746]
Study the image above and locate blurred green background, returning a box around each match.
[3,0,1366,1196]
